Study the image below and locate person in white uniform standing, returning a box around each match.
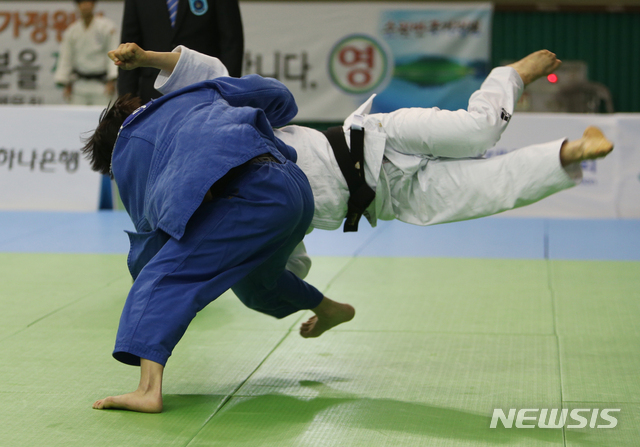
[54,0,119,105]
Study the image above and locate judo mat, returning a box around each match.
[1,211,639,447]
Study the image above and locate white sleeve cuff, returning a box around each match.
[154,45,230,94]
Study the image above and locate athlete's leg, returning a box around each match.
[368,50,561,159]
[299,296,355,338]
[93,161,323,412]
[93,358,163,413]
[70,79,109,105]
[560,126,613,165]
[384,127,612,226]
[231,162,355,335]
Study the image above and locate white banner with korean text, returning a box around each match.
[494,113,640,219]
[1,107,637,216]
[240,1,493,121]
[0,1,123,105]
[1,1,489,114]
[0,106,102,210]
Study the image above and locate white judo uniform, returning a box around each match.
[54,16,119,105]
[154,46,582,278]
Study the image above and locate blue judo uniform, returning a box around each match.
[110,75,324,367]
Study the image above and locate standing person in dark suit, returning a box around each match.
[117,0,243,102]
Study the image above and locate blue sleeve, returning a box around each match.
[209,75,298,127]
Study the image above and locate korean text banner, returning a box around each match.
[0,106,103,211]
[240,2,492,121]
[0,1,123,105]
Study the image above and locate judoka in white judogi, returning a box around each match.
[54,2,118,105]
[154,46,583,278]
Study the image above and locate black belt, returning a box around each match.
[250,153,279,164]
[322,126,375,232]
[73,70,108,81]
[206,153,279,200]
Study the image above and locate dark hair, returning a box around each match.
[82,94,142,176]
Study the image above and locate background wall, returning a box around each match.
[493,9,640,113]
[242,1,640,115]
[0,1,637,213]
[2,0,637,111]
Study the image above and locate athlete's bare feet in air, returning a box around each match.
[300,296,355,338]
[560,126,614,166]
[93,358,164,413]
[508,50,562,85]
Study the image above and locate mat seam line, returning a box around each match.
[319,225,385,296]
[545,222,567,447]
[0,274,129,343]
[181,248,362,446]
[181,331,293,447]
[352,224,389,257]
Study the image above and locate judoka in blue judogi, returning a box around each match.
[111,76,326,368]
[87,49,355,412]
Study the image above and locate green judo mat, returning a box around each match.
[1,253,639,446]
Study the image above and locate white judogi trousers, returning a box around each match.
[69,79,114,106]
[365,67,581,226]
[287,67,581,278]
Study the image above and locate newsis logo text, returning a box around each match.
[490,409,620,429]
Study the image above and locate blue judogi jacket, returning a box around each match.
[111,75,299,279]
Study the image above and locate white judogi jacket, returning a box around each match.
[157,46,580,231]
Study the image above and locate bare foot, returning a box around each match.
[508,50,562,85]
[560,126,614,166]
[300,296,355,338]
[93,389,163,413]
[93,358,164,413]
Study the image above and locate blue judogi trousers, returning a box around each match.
[113,159,323,366]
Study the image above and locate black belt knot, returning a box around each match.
[322,126,375,232]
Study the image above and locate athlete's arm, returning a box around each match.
[110,43,230,94]
[108,43,180,74]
